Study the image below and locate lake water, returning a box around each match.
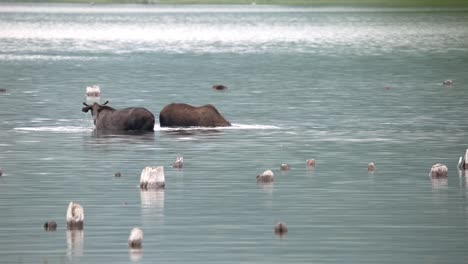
[1,3,468,263]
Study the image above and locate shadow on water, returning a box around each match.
[160,128,224,138]
[92,129,155,138]
[86,130,155,145]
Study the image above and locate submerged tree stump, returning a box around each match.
[257,170,275,183]
[274,221,288,236]
[306,159,316,168]
[280,163,290,171]
[172,157,184,169]
[44,220,57,231]
[430,163,448,178]
[212,84,228,91]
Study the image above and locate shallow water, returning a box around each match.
[1,3,468,264]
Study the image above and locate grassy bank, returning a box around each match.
[1,0,467,7]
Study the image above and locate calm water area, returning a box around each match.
[0,3,468,263]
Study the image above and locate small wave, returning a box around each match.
[31,118,52,123]
[178,137,195,141]
[320,137,394,143]
[155,123,280,131]
[229,124,280,130]
[14,124,278,133]
[0,54,99,62]
[14,126,92,133]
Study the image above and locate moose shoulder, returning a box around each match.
[159,103,231,127]
[82,101,155,132]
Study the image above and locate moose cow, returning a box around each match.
[159,103,231,127]
[82,101,155,132]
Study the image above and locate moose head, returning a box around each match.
[82,101,111,125]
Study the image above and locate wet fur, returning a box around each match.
[159,103,231,127]
[82,102,155,132]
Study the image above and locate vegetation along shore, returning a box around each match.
[0,0,467,7]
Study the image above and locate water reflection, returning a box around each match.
[430,176,448,190]
[129,248,143,262]
[458,169,468,178]
[172,169,184,189]
[85,131,155,147]
[257,182,274,193]
[66,230,84,260]
[459,176,466,192]
[458,169,468,188]
[140,189,165,224]
[430,175,449,206]
[306,167,316,178]
[85,96,100,104]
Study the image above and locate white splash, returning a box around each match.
[14,123,278,134]
[14,126,92,133]
[155,123,280,131]
[0,54,100,61]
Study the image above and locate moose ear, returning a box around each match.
[82,106,91,113]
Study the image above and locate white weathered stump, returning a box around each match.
[256,170,274,183]
[430,163,448,178]
[86,85,101,97]
[368,162,376,172]
[172,157,184,168]
[140,166,165,190]
[66,202,84,230]
[128,227,143,248]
